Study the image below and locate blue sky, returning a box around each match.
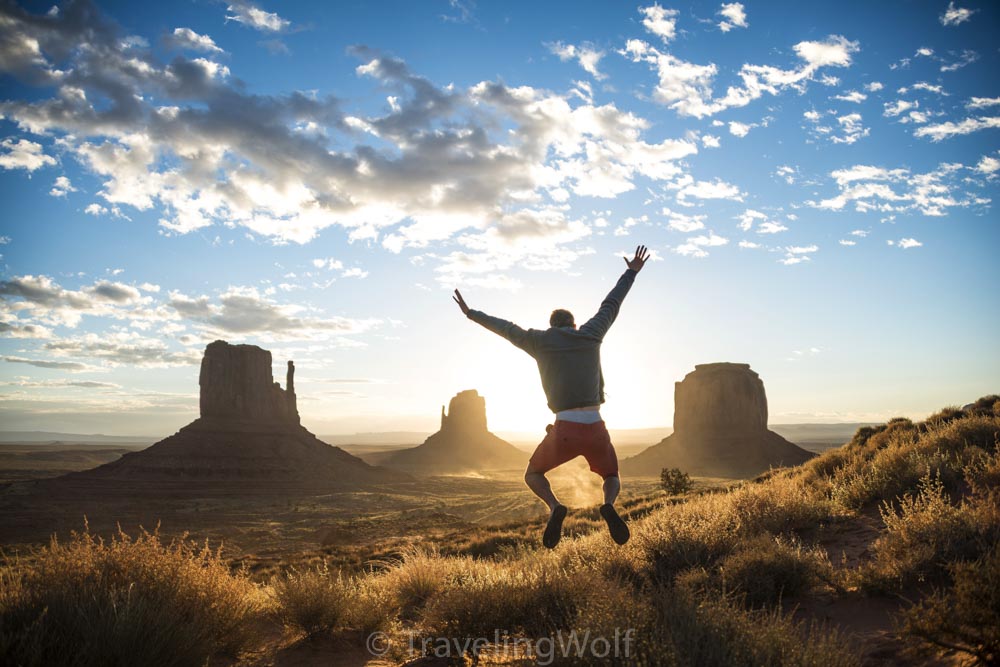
[0,0,997,436]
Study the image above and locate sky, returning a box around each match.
[0,0,997,437]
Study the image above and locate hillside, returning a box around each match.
[2,395,997,666]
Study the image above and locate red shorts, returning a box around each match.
[528,420,619,478]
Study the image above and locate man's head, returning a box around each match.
[549,308,575,328]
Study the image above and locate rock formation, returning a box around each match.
[620,363,814,478]
[385,390,527,473]
[67,340,403,489]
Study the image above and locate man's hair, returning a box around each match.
[549,309,575,328]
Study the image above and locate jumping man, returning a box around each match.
[452,245,650,548]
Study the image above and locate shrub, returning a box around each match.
[0,526,266,667]
[681,535,829,609]
[862,475,981,590]
[271,562,350,637]
[345,574,397,635]
[661,467,693,495]
[899,545,1000,665]
[380,546,457,618]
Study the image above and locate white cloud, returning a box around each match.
[864,81,884,92]
[811,162,988,217]
[850,229,869,237]
[757,221,788,234]
[830,113,869,144]
[738,240,760,249]
[915,47,935,58]
[736,209,767,231]
[674,232,728,258]
[803,109,821,121]
[888,238,922,249]
[672,176,744,206]
[838,239,856,246]
[168,28,224,54]
[622,33,859,118]
[975,155,999,174]
[662,207,706,232]
[779,255,810,265]
[0,137,56,172]
[884,99,918,117]
[833,90,867,103]
[546,41,607,80]
[967,97,1000,109]
[225,2,289,32]
[717,3,748,32]
[914,116,1000,141]
[701,134,720,148]
[939,1,977,26]
[640,4,679,43]
[774,165,797,184]
[786,244,818,254]
[728,121,752,137]
[49,175,76,197]
[940,50,978,72]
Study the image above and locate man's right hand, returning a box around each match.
[453,289,470,316]
[624,245,650,273]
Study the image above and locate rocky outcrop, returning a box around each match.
[199,341,298,424]
[386,390,527,474]
[621,363,814,478]
[67,341,403,489]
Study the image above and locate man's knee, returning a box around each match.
[524,467,546,483]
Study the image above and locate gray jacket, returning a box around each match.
[466,268,637,413]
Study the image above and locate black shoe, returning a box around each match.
[542,504,567,549]
[600,504,630,545]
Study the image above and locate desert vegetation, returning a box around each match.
[1,395,997,666]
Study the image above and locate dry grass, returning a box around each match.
[0,524,268,667]
[2,395,997,665]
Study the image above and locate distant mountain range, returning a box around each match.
[1,423,872,451]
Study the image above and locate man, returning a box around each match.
[452,245,650,548]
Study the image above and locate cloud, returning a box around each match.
[717,3,748,32]
[225,2,289,32]
[728,121,752,137]
[738,240,760,249]
[546,41,607,80]
[756,221,788,234]
[674,232,728,258]
[662,207,706,232]
[833,90,866,103]
[940,49,978,72]
[864,81,884,92]
[884,99,918,118]
[49,175,76,197]
[967,97,1000,110]
[736,209,768,231]
[810,162,989,217]
[0,4,702,285]
[167,28,224,53]
[0,137,56,171]
[1,378,120,388]
[939,2,977,26]
[830,112,868,144]
[975,155,999,174]
[838,239,856,246]
[701,134,720,148]
[3,356,101,372]
[622,33,859,118]
[914,116,1000,141]
[670,175,743,206]
[43,333,201,368]
[887,238,922,249]
[639,4,679,43]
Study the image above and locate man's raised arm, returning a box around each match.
[579,245,650,340]
[453,289,537,354]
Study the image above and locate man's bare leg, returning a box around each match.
[599,474,630,545]
[524,468,560,511]
[525,467,567,548]
[602,473,621,506]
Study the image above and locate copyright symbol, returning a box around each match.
[366,631,390,656]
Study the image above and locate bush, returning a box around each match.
[661,468,693,495]
[900,545,1000,665]
[271,562,350,637]
[0,526,266,667]
[679,535,829,609]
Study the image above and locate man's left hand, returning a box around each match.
[453,289,470,316]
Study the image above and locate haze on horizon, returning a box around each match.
[0,0,997,437]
